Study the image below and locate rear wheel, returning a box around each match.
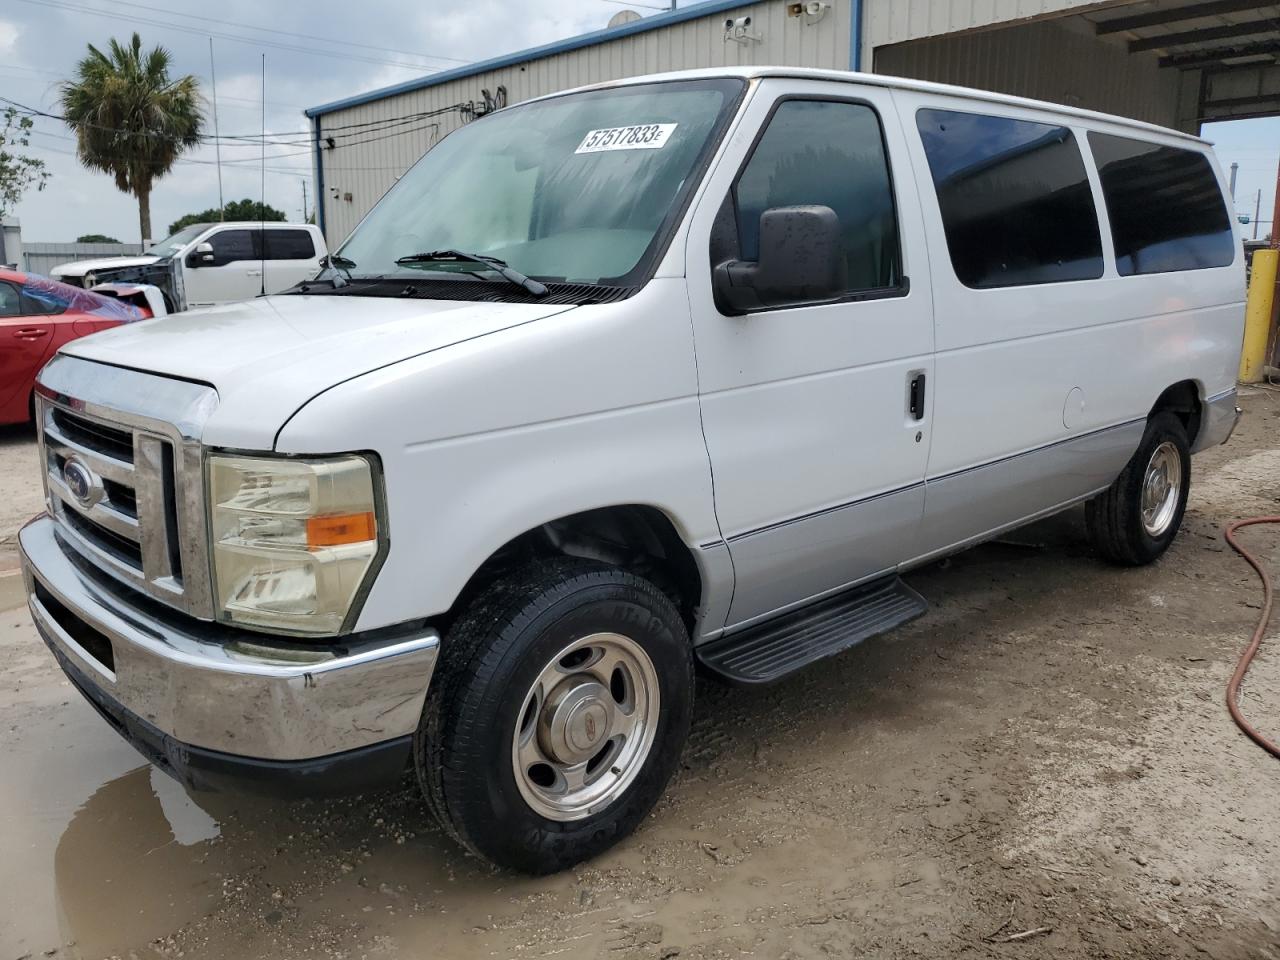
[1086,411,1190,565]
[415,558,693,873]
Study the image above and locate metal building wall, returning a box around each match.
[314,0,852,243]
[874,16,1185,128]
[863,0,1097,55]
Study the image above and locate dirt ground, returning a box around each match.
[3,394,1280,960]
[0,422,41,579]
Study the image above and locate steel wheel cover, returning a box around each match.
[511,632,660,822]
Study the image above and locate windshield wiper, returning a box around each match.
[395,249,548,297]
[319,253,357,287]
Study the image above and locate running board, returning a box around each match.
[696,577,928,685]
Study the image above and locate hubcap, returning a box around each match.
[512,632,659,822]
[1141,440,1182,537]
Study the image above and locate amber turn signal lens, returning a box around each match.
[306,511,376,547]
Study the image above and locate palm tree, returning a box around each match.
[60,34,203,244]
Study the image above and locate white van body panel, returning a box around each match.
[682,78,939,630]
[274,279,730,634]
[889,88,1244,562]
[61,294,575,450]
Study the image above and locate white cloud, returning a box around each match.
[0,18,19,55]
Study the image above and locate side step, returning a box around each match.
[696,576,928,685]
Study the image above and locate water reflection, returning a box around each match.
[53,766,228,958]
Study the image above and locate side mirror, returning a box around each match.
[187,241,215,267]
[713,205,847,313]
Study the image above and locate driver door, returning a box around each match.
[684,80,936,631]
[184,228,262,306]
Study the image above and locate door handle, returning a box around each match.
[246,269,263,276]
[13,327,50,339]
[908,372,927,421]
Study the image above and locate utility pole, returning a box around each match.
[301,178,308,223]
[209,38,225,220]
[1229,161,1238,200]
[1255,189,1262,241]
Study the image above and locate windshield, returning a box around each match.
[149,223,210,259]
[335,78,743,287]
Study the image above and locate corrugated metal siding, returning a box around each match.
[23,242,145,277]
[864,0,1104,51]
[874,16,1183,127]
[317,0,852,242]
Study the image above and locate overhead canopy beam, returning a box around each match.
[1159,36,1280,67]
[1129,18,1280,53]
[1097,0,1272,36]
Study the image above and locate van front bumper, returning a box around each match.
[18,514,439,796]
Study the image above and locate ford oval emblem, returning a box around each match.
[62,457,102,508]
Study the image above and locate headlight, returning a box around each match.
[209,453,384,636]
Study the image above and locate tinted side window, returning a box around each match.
[0,282,20,318]
[1088,133,1234,275]
[264,229,315,261]
[208,230,256,264]
[916,109,1103,288]
[734,99,902,295]
[21,284,68,316]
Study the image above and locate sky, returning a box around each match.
[2,1,1277,244]
[0,0,617,243]
[1202,116,1280,241]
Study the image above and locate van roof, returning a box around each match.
[544,67,1210,147]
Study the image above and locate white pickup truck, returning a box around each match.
[50,221,327,310]
[19,68,1243,874]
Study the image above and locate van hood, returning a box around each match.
[50,255,159,278]
[60,293,577,448]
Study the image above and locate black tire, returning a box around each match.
[1086,411,1191,566]
[414,557,694,874]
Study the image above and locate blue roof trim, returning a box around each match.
[305,0,756,118]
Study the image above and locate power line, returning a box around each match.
[18,0,471,74]
[99,0,473,65]
[3,95,464,146]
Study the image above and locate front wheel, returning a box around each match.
[415,558,693,873]
[1086,411,1191,565]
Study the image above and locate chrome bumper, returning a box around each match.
[18,514,438,762]
[1192,388,1242,454]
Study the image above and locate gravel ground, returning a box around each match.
[2,392,1280,960]
[0,422,41,577]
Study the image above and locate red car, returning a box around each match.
[0,269,150,426]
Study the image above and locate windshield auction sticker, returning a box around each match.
[575,123,678,154]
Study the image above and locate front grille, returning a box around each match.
[35,355,217,619]
[41,399,193,612]
[51,407,134,462]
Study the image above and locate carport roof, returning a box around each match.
[1086,1,1280,121]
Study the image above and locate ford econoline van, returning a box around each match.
[19,68,1243,873]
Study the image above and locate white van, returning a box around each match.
[50,221,327,309]
[19,68,1243,874]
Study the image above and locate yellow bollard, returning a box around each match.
[1241,249,1278,383]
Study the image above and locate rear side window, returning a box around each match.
[0,282,19,317]
[916,109,1103,289]
[734,99,902,295]
[1088,133,1235,275]
[264,229,315,261]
